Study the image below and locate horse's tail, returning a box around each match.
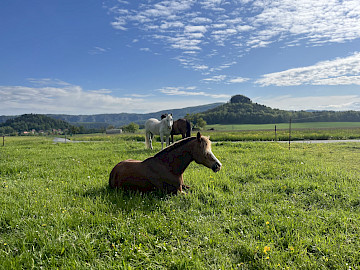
[186,120,191,137]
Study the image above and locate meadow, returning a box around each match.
[1,133,360,269]
[206,122,360,131]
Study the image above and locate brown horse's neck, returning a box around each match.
[152,137,196,175]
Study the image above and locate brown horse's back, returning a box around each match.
[171,118,191,142]
[109,159,157,192]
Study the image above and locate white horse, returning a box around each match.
[145,114,173,150]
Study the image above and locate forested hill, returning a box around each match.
[0,114,72,134]
[199,95,360,124]
[48,103,223,127]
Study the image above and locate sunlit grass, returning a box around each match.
[1,135,360,269]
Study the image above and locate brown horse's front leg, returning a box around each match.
[162,181,179,194]
[182,184,191,190]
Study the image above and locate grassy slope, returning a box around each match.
[1,136,360,269]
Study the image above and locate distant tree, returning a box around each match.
[0,114,73,134]
[70,126,80,134]
[122,122,139,133]
[0,126,16,135]
[185,114,206,129]
[196,117,207,129]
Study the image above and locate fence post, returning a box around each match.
[2,136,4,147]
[288,118,292,150]
[275,125,277,142]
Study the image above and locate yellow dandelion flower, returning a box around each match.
[266,221,270,225]
[264,246,271,254]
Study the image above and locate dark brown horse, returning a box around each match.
[161,114,191,143]
[109,132,221,194]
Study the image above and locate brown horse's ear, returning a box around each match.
[197,132,201,142]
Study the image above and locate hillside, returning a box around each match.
[199,95,360,124]
[0,114,72,135]
[47,103,223,127]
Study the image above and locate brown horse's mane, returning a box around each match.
[154,136,196,157]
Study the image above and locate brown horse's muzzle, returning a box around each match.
[212,161,221,172]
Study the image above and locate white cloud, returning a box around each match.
[256,52,360,86]
[88,46,109,55]
[228,77,249,83]
[159,86,230,98]
[108,0,360,73]
[202,75,227,82]
[185,25,207,33]
[193,64,209,70]
[0,80,230,115]
[0,80,143,114]
[255,95,360,111]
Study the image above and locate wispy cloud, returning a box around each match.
[228,77,249,83]
[88,46,109,55]
[202,75,227,82]
[256,52,360,86]
[255,95,360,111]
[159,86,230,99]
[0,79,229,115]
[202,75,249,83]
[108,0,360,72]
[0,79,140,114]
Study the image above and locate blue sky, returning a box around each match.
[1,0,360,115]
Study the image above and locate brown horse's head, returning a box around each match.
[192,132,222,172]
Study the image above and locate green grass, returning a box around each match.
[206,122,360,131]
[202,123,360,142]
[1,135,360,269]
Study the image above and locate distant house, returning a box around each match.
[106,129,123,134]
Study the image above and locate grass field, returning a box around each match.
[1,134,360,269]
[206,122,360,131]
[64,122,360,143]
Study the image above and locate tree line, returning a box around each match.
[193,95,360,125]
[0,114,140,136]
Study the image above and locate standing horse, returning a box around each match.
[145,114,173,150]
[161,115,191,143]
[109,132,222,194]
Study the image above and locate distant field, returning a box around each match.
[206,122,360,131]
[66,123,360,142]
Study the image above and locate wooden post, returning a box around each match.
[275,125,277,142]
[288,118,292,150]
[2,136,4,147]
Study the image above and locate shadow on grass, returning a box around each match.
[79,184,174,214]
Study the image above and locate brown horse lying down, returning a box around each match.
[109,132,221,194]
